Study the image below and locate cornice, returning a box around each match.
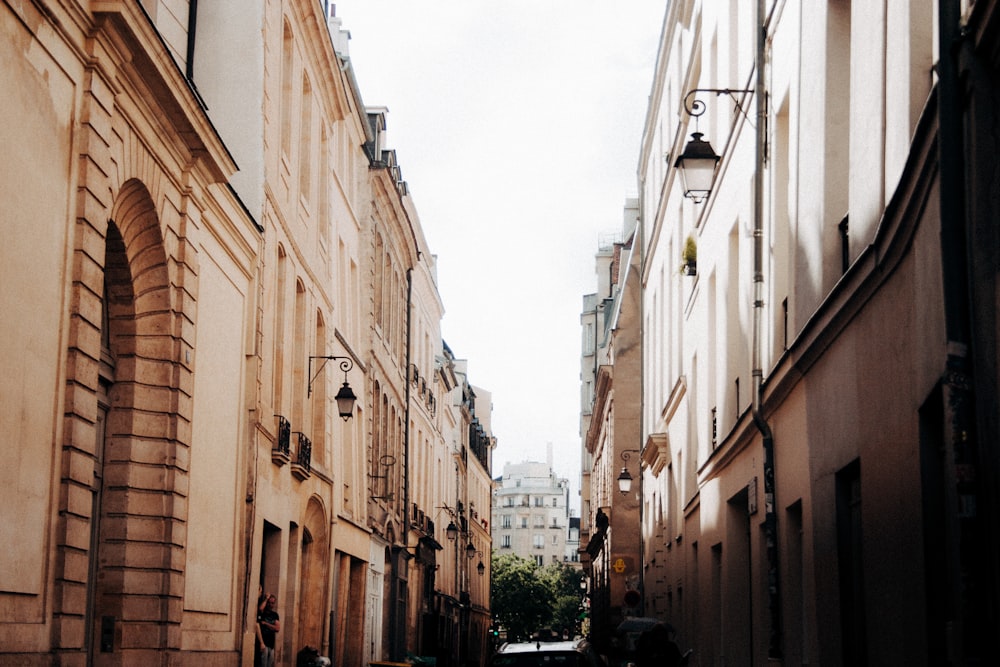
[91,1,238,182]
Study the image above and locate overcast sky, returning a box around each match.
[333,1,666,505]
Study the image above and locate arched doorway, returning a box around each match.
[84,220,130,663]
[83,180,187,663]
[297,498,330,656]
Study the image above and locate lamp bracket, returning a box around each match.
[308,355,354,397]
[619,449,641,464]
[369,455,396,500]
[683,88,754,121]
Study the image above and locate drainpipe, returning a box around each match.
[750,0,782,659]
[402,267,414,658]
[637,202,646,614]
[936,1,982,660]
[404,268,413,538]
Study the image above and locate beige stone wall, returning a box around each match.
[630,0,968,663]
[1,1,256,662]
[0,0,78,612]
[2,2,492,664]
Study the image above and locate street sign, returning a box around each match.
[623,589,641,607]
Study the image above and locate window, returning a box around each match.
[534,555,544,566]
[534,497,544,507]
[502,515,512,529]
[299,75,313,202]
[280,23,294,157]
[583,321,595,354]
[501,535,511,548]
[520,517,528,529]
[552,498,558,507]
[534,515,545,528]
[533,535,544,549]
[311,310,326,465]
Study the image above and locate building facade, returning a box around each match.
[492,458,572,568]
[579,0,999,664]
[0,2,493,665]
[578,202,643,655]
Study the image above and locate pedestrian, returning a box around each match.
[258,594,281,667]
[636,623,682,667]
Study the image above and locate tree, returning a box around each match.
[491,554,587,642]
[538,562,587,634]
[491,553,551,642]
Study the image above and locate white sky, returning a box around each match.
[333,1,666,504]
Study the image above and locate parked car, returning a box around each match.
[491,638,606,667]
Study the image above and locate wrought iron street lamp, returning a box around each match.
[617,467,634,495]
[308,355,358,420]
[617,449,641,495]
[334,380,357,420]
[674,132,720,204]
[673,88,752,204]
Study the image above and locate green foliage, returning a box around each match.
[682,235,697,264]
[491,553,550,642]
[680,235,698,275]
[491,554,587,642]
[541,562,588,632]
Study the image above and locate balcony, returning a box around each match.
[291,432,312,480]
[272,416,291,466]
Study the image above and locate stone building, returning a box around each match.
[492,455,572,568]
[0,2,493,665]
[578,201,642,654]
[2,1,261,663]
[580,0,999,664]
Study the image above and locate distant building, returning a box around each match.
[578,200,642,654]
[492,453,572,567]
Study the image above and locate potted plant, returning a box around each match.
[681,235,697,276]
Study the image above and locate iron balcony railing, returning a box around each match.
[295,433,312,472]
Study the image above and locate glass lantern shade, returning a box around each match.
[674,132,720,203]
[335,381,357,420]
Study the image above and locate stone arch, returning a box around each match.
[86,178,190,658]
[297,496,330,656]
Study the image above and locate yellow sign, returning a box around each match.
[610,555,635,575]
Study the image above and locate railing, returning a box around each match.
[296,433,312,471]
[272,416,292,466]
[291,432,312,480]
[276,416,291,456]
